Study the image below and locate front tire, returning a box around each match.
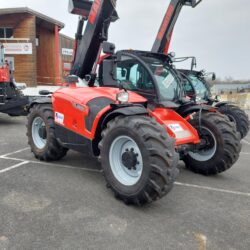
[99,116,179,205]
[183,112,241,175]
[27,104,68,161]
[218,104,249,139]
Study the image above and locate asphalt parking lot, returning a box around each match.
[0,114,250,250]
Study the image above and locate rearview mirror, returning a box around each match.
[103,42,116,55]
[212,73,216,81]
[102,59,117,87]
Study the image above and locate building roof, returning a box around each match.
[0,7,65,30]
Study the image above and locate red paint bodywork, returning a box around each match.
[150,108,200,145]
[52,85,200,146]
[53,86,147,140]
[163,31,173,55]
[0,65,9,83]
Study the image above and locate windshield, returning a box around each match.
[142,56,182,101]
[116,54,182,102]
[187,74,211,99]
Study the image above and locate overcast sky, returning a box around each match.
[1,0,249,80]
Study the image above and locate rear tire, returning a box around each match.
[218,104,249,139]
[99,116,179,206]
[27,104,68,161]
[183,112,241,175]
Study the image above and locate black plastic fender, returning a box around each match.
[27,97,52,112]
[101,105,148,129]
[214,101,235,108]
[177,104,216,117]
[91,104,149,156]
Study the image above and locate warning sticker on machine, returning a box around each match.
[168,124,184,133]
[55,112,64,125]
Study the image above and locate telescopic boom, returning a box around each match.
[151,0,202,55]
[69,0,118,79]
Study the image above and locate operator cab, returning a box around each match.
[99,50,184,108]
[180,70,212,101]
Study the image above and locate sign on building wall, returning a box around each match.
[62,48,74,56]
[63,62,72,71]
[3,43,33,55]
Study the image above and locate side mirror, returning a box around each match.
[102,59,118,87]
[103,42,116,55]
[212,73,216,81]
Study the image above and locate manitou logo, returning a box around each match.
[89,0,101,24]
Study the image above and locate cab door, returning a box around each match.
[116,55,157,103]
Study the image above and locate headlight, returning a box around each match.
[116,91,129,103]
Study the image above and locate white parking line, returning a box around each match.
[0,148,29,158]
[32,160,102,173]
[1,148,250,197]
[243,139,250,145]
[175,182,250,197]
[1,155,102,173]
[0,161,29,174]
[241,152,250,155]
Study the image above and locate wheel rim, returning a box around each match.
[32,117,47,149]
[109,136,143,186]
[189,126,217,162]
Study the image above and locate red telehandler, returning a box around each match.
[151,0,249,139]
[0,43,29,116]
[27,0,181,206]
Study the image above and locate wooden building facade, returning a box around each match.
[0,8,74,86]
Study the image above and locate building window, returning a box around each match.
[0,28,14,38]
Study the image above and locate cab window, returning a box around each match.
[183,79,195,97]
[116,55,155,98]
